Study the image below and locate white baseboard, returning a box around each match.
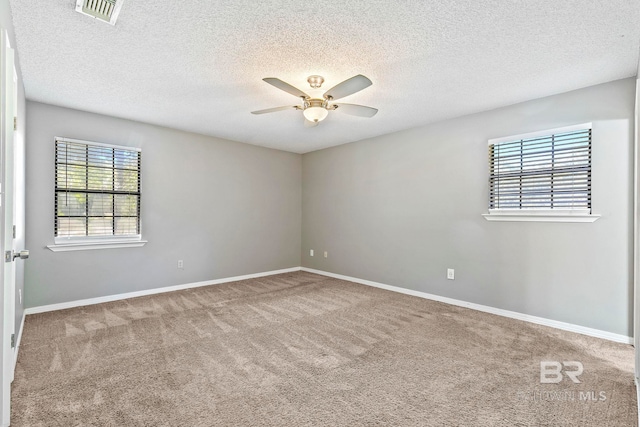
[302,267,633,345]
[24,267,302,315]
[13,312,25,371]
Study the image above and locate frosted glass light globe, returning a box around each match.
[303,106,328,123]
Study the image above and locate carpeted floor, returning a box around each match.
[12,271,637,426]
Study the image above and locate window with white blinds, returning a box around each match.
[55,138,141,240]
[488,126,591,212]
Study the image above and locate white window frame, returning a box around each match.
[47,137,147,251]
[483,123,600,223]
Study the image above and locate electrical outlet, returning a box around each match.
[177,260,184,269]
[310,249,314,256]
[447,269,455,280]
[324,251,328,258]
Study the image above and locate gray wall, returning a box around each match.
[302,77,636,337]
[1,0,27,347]
[25,102,301,307]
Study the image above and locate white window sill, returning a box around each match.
[47,240,148,252]
[482,210,600,223]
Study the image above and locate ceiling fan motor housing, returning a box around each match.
[304,99,328,109]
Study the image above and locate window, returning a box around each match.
[484,124,599,222]
[52,137,145,250]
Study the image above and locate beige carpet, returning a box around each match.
[12,271,637,426]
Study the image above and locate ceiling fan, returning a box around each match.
[251,74,378,127]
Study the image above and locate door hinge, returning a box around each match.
[10,333,15,348]
[13,117,16,131]
[12,225,16,239]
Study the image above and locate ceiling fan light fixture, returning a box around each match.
[303,106,328,123]
[253,74,377,126]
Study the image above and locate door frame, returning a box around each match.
[634,76,640,418]
[0,27,16,427]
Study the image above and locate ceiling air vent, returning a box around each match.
[75,0,124,25]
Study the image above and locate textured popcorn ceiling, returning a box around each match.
[9,0,640,153]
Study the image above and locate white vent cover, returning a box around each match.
[75,0,124,25]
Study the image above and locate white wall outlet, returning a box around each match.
[18,289,21,304]
[447,268,455,280]
[177,260,184,269]
[310,249,314,256]
[324,251,328,258]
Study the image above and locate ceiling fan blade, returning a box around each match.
[304,118,319,128]
[323,75,372,100]
[332,103,378,118]
[263,78,309,98]
[251,105,298,115]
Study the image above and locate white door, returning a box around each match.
[0,28,19,427]
[635,79,640,382]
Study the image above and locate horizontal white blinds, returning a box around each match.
[55,139,141,238]
[489,128,591,210]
